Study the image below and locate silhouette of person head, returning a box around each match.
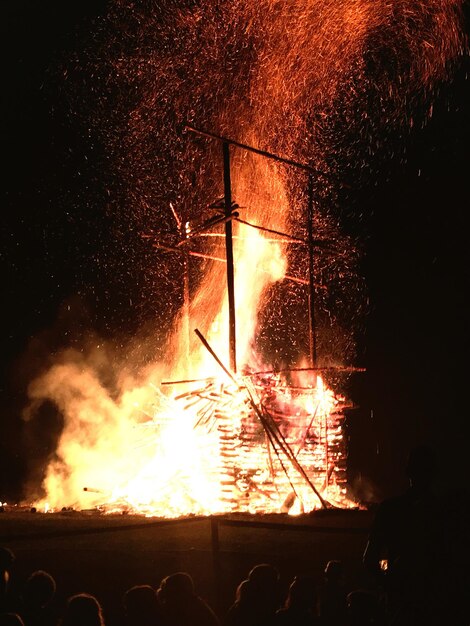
[157,572,194,605]
[157,572,219,626]
[284,576,316,612]
[247,563,280,616]
[324,560,343,585]
[318,560,347,623]
[23,571,56,610]
[248,563,279,592]
[123,585,160,626]
[60,594,104,626]
[346,590,379,625]
[234,579,250,604]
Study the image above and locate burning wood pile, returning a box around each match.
[158,352,354,515]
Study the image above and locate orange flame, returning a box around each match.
[26,0,465,516]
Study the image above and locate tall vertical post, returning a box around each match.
[222,141,237,373]
[307,174,317,371]
[171,203,191,371]
[307,175,327,486]
[183,249,191,369]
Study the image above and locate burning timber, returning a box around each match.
[156,363,353,516]
[65,365,356,517]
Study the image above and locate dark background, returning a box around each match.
[1,1,469,504]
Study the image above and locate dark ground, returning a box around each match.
[0,509,373,621]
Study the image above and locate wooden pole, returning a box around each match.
[307,174,317,371]
[183,249,190,368]
[223,141,237,373]
[185,123,322,174]
[306,177,328,487]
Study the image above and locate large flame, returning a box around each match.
[24,0,465,515]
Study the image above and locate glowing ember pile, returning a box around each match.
[25,0,465,517]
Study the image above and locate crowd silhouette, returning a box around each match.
[1,446,468,626]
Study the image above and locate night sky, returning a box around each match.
[1,1,469,504]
